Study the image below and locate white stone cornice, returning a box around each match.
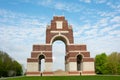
[69,51,88,52]
[32,51,52,53]
[50,31,69,33]
[33,44,51,45]
[68,44,86,45]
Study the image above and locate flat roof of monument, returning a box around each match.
[53,15,65,17]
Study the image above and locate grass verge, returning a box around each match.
[3,75,120,80]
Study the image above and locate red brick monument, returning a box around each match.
[26,16,95,76]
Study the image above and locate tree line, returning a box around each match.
[0,51,23,77]
[95,52,120,75]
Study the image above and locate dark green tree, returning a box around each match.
[0,50,23,77]
[95,53,107,74]
[12,60,23,76]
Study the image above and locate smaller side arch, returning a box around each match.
[38,54,45,72]
[76,52,84,58]
[37,53,46,59]
[76,54,83,71]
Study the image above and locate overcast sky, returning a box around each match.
[0,0,120,71]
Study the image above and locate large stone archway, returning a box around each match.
[26,16,95,76]
[52,40,65,71]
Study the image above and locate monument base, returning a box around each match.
[26,72,40,76]
[26,71,96,76]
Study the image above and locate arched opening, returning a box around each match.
[52,40,66,71]
[39,55,45,72]
[77,55,82,71]
[50,34,69,45]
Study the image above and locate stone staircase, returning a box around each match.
[53,70,68,76]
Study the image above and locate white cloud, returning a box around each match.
[109,30,120,35]
[112,24,120,28]
[100,27,114,34]
[79,0,91,3]
[85,29,98,36]
[54,2,83,12]
[111,16,120,23]
[107,1,120,12]
[86,35,120,57]
[80,0,107,4]
[95,0,107,3]
[19,0,81,12]
[54,2,65,10]
[74,24,92,37]
[97,18,109,27]
[98,11,118,18]
[38,0,53,6]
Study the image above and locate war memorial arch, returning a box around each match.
[26,16,95,76]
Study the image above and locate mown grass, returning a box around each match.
[4,75,120,80]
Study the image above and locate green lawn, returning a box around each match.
[3,75,120,80]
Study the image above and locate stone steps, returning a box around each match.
[53,70,68,76]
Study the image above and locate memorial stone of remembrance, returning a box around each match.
[26,16,95,76]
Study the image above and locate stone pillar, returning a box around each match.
[43,58,53,76]
[27,62,39,72]
[82,58,95,75]
[26,59,40,76]
[44,62,52,71]
[82,62,95,71]
[68,62,77,71]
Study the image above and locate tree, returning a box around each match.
[12,60,23,76]
[106,52,120,74]
[117,53,120,74]
[95,53,107,74]
[0,50,23,77]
